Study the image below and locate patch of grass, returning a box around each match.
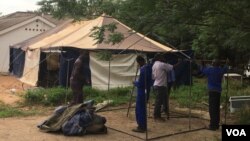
[24,86,131,106]
[221,79,250,102]
[84,86,132,106]
[171,78,207,108]
[23,77,249,110]
[236,106,250,124]
[0,102,38,118]
[171,77,250,109]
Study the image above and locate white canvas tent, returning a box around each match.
[15,15,175,89]
[26,15,173,52]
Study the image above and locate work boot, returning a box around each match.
[154,117,166,122]
[206,125,219,131]
[132,127,146,133]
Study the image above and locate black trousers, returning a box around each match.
[154,86,167,118]
[161,82,173,116]
[208,91,221,129]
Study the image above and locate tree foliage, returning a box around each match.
[37,0,250,65]
[89,22,124,45]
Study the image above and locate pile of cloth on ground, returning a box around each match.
[37,100,107,136]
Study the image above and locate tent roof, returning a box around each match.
[14,15,175,52]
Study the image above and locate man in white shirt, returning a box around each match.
[152,54,173,121]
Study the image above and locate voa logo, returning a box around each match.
[226,129,246,136]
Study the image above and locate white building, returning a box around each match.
[0,12,64,74]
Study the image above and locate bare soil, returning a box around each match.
[0,75,221,141]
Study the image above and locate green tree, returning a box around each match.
[186,0,250,63]
[37,0,250,65]
[38,0,103,20]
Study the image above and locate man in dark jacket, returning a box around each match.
[70,50,89,106]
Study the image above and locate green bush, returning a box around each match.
[24,88,45,104]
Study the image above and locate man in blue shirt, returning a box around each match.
[132,56,152,133]
[202,59,228,131]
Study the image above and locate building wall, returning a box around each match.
[0,18,53,73]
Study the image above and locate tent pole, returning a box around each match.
[66,59,70,89]
[65,57,73,104]
[64,58,70,104]
[65,57,74,88]
[108,57,111,91]
[161,47,193,130]
[144,60,148,141]
[162,49,193,130]
[188,59,192,130]
[224,61,229,124]
[146,56,151,118]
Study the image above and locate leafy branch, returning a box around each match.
[90,22,124,45]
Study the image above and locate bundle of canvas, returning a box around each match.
[37,100,107,136]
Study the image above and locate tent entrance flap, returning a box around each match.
[20,49,41,86]
[90,52,137,90]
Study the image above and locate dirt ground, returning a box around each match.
[0,75,221,141]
